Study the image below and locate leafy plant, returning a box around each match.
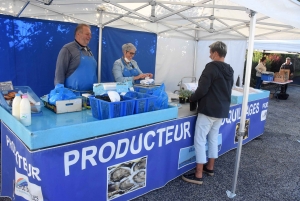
[178,89,193,99]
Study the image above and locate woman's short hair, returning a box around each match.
[122,43,137,52]
[209,41,227,57]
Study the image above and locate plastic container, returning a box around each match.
[0,86,44,114]
[123,91,158,114]
[12,93,21,120]
[261,73,274,81]
[82,93,92,109]
[19,94,31,126]
[89,95,135,120]
[133,85,159,95]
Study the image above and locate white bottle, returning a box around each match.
[12,93,22,120]
[19,94,31,126]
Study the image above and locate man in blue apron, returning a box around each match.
[112,43,153,84]
[54,24,97,94]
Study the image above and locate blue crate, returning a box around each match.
[89,95,135,120]
[124,91,157,114]
[261,73,274,81]
[89,96,101,119]
[133,85,159,95]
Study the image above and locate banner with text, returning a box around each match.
[1,98,269,201]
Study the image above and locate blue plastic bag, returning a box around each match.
[48,84,77,104]
[152,83,169,110]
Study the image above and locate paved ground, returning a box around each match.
[1,85,300,201]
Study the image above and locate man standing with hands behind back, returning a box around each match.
[54,24,97,93]
[182,41,234,185]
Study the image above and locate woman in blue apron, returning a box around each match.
[112,43,153,84]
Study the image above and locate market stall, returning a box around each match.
[0,1,299,200]
[1,92,269,201]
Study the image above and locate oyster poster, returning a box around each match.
[1,98,268,201]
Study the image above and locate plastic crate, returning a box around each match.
[0,86,44,114]
[133,85,159,95]
[89,95,135,120]
[261,73,274,81]
[124,91,158,114]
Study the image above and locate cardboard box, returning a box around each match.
[42,97,82,114]
[280,69,290,76]
[274,71,288,82]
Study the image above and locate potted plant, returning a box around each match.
[178,89,193,103]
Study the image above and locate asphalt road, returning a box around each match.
[1,85,300,201]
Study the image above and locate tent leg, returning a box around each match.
[226,134,244,198]
[97,9,104,83]
[226,9,257,198]
[192,26,199,77]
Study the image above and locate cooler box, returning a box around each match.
[231,87,270,104]
[261,72,274,81]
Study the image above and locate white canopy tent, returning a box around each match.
[1,0,300,198]
[254,40,300,54]
[1,0,299,92]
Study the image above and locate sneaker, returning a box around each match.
[182,173,203,185]
[203,165,214,176]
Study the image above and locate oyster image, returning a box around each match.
[235,119,250,143]
[119,178,135,190]
[108,183,119,193]
[110,167,131,182]
[133,157,146,171]
[133,171,145,183]
[107,157,148,200]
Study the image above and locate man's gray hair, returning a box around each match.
[209,41,227,57]
[122,43,137,52]
[75,24,90,36]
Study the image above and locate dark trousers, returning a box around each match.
[255,77,263,89]
[280,84,288,94]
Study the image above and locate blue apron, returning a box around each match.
[121,58,140,84]
[65,48,97,93]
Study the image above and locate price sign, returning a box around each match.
[0,81,13,91]
[126,80,133,88]
[93,83,105,95]
[116,82,129,93]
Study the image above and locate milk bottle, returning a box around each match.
[12,93,21,120]
[20,94,31,126]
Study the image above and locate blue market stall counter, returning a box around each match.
[0,105,178,150]
[1,95,270,201]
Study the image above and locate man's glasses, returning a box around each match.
[126,51,135,56]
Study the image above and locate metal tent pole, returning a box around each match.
[226,9,256,199]
[16,1,30,17]
[193,26,199,77]
[97,7,104,83]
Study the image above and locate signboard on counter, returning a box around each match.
[0,81,13,91]
[1,97,269,201]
